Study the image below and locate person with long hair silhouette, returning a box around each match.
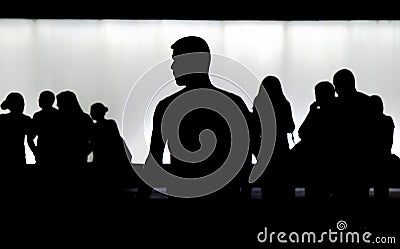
[253,76,295,201]
[56,90,93,167]
[55,90,93,196]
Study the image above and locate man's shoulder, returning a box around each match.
[215,88,249,110]
[33,108,58,118]
[383,114,395,127]
[21,113,31,121]
[155,90,186,112]
[155,87,249,113]
[33,110,43,119]
[356,91,370,100]
[160,91,181,104]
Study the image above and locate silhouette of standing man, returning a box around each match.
[29,90,59,168]
[147,36,251,199]
[297,81,338,200]
[332,68,372,201]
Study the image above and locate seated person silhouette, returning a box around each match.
[297,81,337,200]
[332,68,372,201]
[90,102,135,192]
[146,36,251,199]
[252,76,295,201]
[29,90,59,168]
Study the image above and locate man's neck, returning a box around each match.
[185,75,213,89]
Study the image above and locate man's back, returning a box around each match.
[33,108,59,152]
[151,86,250,178]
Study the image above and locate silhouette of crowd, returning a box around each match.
[0,90,138,202]
[0,36,399,203]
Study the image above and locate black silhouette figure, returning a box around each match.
[252,76,295,201]
[56,91,93,167]
[296,81,338,200]
[90,102,135,195]
[368,95,395,200]
[0,92,33,197]
[332,68,373,201]
[146,36,251,199]
[29,90,59,168]
[55,90,93,196]
[0,92,33,168]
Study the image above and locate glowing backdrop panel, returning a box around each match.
[0,20,399,164]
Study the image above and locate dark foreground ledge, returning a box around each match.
[1,163,399,247]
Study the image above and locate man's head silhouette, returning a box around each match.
[333,68,356,98]
[170,36,211,87]
[370,95,384,115]
[38,90,55,110]
[315,81,335,106]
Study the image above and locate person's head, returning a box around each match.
[333,68,356,98]
[369,95,384,115]
[1,92,25,114]
[38,90,55,110]
[261,75,285,102]
[170,36,211,87]
[314,81,335,106]
[56,90,83,113]
[90,102,108,121]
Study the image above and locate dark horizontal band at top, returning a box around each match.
[1,2,399,20]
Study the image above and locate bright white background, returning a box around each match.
[0,20,399,164]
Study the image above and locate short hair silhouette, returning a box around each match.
[1,92,25,113]
[171,36,210,56]
[314,81,335,105]
[170,36,211,87]
[39,91,55,110]
[90,102,109,121]
[370,95,384,114]
[333,68,356,96]
[147,35,253,200]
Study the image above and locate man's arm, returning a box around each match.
[27,115,37,157]
[298,102,317,140]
